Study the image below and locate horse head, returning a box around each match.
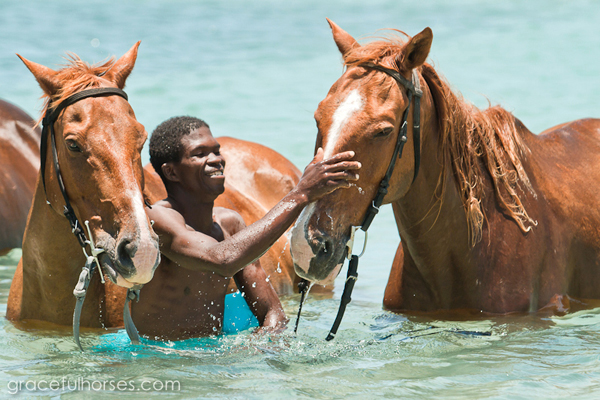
[291,20,433,284]
[18,43,160,288]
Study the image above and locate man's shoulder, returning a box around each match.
[146,199,176,216]
[146,200,185,229]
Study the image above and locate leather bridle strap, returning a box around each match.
[295,65,422,340]
[41,88,128,247]
[40,88,141,350]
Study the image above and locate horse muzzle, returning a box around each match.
[291,227,346,284]
[97,230,160,287]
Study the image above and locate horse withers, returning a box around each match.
[0,99,40,255]
[291,20,600,314]
[6,43,160,328]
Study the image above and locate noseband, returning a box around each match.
[40,87,141,351]
[295,65,423,340]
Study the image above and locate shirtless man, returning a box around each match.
[132,116,360,340]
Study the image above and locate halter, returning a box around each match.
[295,64,423,340]
[40,87,141,351]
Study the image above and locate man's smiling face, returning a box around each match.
[174,127,226,199]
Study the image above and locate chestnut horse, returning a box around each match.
[291,20,600,314]
[144,136,326,296]
[7,43,161,328]
[0,99,40,255]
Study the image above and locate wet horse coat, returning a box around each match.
[0,100,40,255]
[7,43,161,328]
[291,20,600,314]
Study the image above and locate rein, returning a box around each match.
[40,87,141,351]
[295,65,422,340]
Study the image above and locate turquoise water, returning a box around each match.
[2,0,600,398]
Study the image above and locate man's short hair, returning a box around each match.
[149,116,209,182]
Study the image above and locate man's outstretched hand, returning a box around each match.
[293,148,361,203]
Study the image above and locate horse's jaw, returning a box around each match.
[294,260,344,286]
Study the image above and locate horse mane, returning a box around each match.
[37,54,116,124]
[343,34,537,245]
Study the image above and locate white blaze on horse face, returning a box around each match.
[292,90,364,278]
[126,190,160,283]
[323,89,364,158]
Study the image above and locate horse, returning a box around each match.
[290,19,600,315]
[6,43,161,329]
[144,136,332,296]
[0,99,40,255]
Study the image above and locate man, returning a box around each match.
[132,116,360,340]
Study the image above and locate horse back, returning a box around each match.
[529,118,600,213]
[514,118,600,301]
[217,136,300,209]
[0,99,40,254]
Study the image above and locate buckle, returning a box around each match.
[346,225,368,260]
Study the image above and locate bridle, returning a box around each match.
[40,87,141,351]
[294,64,423,340]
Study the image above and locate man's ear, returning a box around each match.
[161,163,179,183]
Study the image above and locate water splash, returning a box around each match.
[349,183,365,195]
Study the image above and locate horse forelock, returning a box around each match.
[342,31,409,71]
[37,54,117,126]
[420,63,537,245]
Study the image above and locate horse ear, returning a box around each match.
[17,55,62,97]
[327,18,359,57]
[399,27,433,70]
[105,41,141,89]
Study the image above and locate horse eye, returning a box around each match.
[375,127,394,138]
[66,140,82,152]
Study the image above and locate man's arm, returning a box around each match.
[148,149,360,277]
[233,259,287,332]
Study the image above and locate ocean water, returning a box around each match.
[1,0,600,398]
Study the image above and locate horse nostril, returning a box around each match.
[116,237,137,276]
[314,235,335,260]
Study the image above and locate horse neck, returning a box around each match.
[391,88,472,270]
[21,175,102,313]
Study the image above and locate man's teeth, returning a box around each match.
[207,171,223,176]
